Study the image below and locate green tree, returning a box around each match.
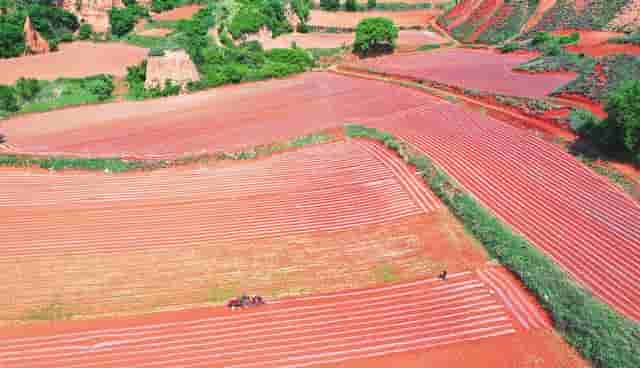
[353,17,398,56]
[367,0,376,9]
[78,23,92,40]
[319,0,340,11]
[0,85,19,113]
[602,80,640,162]
[0,15,25,58]
[28,4,79,40]
[108,6,138,37]
[85,75,114,101]
[344,0,357,11]
[15,77,41,101]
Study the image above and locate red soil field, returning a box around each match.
[152,4,202,21]
[347,48,577,98]
[0,268,559,368]
[319,329,588,368]
[551,30,640,56]
[0,72,445,159]
[368,114,640,321]
[466,0,504,42]
[2,71,638,321]
[523,0,556,32]
[308,9,439,28]
[443,0,485,30]
[261,30,445,50]
[0,140,461,318]
[0,42,148,85]
[472,4,514,43]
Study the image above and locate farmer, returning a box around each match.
[438,270,447,281]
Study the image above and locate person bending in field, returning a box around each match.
[438,270,447,281]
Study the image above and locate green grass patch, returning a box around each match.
[609,32,640,46]
[23,303,73,321]
[345,124,640,368]
[416,43,442,51]
[373,264,398,283]
[308,46,348,59]
[0,154,157,172]
[371,2,432,10]
[121,33,182,49]
[0,75,115,118]
[208,285,238,304]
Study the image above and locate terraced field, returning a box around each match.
[361,106,640,321]
[0,268,560,368]
[344,48,577,98]
[0,42,148,85]
[308,9,439,29]
[0,140,484,318]
[0,72,444,159]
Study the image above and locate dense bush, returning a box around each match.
[498,42,520,53]
[148,47,166,56]
[579,80,640,164]
[109,2,148,37]
[367,0,376,8]
[14,77,41,101]
[78,23,92,40]
[151,0,179,13]
[609,32,640,46]
[84,75,114,101]
[569,108,600,133]
[0,85,19,113]
[291,0,311,23]
[319,0,340,11]
[0,13,25,58]
[345,124,640,368]
[353,17,398,55]
[28,4,79,41]
[344,0,357,11]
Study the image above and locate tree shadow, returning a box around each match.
[356,44,394,59]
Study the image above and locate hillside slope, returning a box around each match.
[440,0,637,43]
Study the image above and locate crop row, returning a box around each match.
[0,268,542,368]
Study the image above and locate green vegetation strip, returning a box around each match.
[0,155,154,172]
[344,124,640,368]
[0,132,335,172]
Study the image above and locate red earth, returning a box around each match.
[3,71,639,322]
[152,4,203,21]
[345,48,577,98]
[0,267,577,368]
[523,0,557,32]
[551,30,640,56]
[0,72,446,159]
[377,119,640,321]
[0,139,474,318]
[465,0,504,42]
[0,42,148,85]
[443,0,485,30]
[261,30,446,50]
[308,9,439,28]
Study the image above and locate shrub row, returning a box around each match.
[344,124,640,368]
[0,75,114,117]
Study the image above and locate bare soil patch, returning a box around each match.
[345,48,576,98]
[0,42,148,85]
[315,329,589,368]
[308,9,439,28]
[152,4,202,21]
[262,30,445,50]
